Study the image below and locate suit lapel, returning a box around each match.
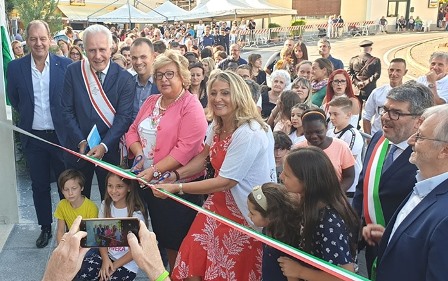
[49,54,58,101]
[380,146,413,179]
[102,61,118,94]
[21,55,34,104]
[382,179,448,258]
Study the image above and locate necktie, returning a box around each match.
[382,144,398,173]
[96,71,103,84]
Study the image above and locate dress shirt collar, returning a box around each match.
[388,139,408,152]
[31,53,50,69]
[135,74,153,87]
[414,171,448,199]
[94,60,111,76]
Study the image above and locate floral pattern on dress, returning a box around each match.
[171,132,262,281]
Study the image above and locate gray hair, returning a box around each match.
[429,51,448,63]
[421,104,448,144]
[270,69,291,87]
[26,20,50,39]
[83,24,112,48]
[386,80,434,115]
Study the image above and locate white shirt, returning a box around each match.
[363,84,392,135]
[195,23,205,38]
[31,54,54,130]
[389,139,408,161]
[95,60,111,83]
[416,75,448,102]
[389,171,448,243]
[99,201,148,273]
[327,126,364,193]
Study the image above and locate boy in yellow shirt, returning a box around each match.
[54,169,98,244]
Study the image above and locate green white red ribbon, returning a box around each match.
[1,121,368,281]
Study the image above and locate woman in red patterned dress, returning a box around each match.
[156,70,277,280]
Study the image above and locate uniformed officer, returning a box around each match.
[348,40,381,102]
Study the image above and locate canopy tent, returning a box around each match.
[177,0,297,21]
[88,3,149,23]
[145,1,190,23]
[57,3,122,22]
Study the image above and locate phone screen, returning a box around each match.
[80,218,139,248]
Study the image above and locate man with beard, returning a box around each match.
[353,81,434,278]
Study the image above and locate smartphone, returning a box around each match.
[80,218,139,248]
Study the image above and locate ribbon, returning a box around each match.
[1,120,368,281]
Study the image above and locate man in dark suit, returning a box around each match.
[363,104,448,281]
[130,37,159,120]
[353,81,434,277]
[62,24,135,199]
[7,20,72,248]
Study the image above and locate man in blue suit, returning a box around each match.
[62,24,135,199]
[353,81,434,276]
[363,104,448,280]
[7,20,72,248]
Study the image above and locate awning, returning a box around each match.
[57,3,123,21]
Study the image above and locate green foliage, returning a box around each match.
[268,23,281,28]
[5,0,15,13]
[291,20,306,37]
[12,0,62,34]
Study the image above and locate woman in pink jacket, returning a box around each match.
[125,51,208,270]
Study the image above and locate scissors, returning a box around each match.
[139,171,172,190]
[129,155,144,174]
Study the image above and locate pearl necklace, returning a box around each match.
[159,89,185,111]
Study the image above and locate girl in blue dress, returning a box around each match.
[278,146,359,281]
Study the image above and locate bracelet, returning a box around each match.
[178,183,184,195]
[154,270,169,281]
[173,170,180,181]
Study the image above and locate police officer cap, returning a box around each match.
[359,40,373,47]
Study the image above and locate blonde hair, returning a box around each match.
[153,50,191,88]
[201,57,215,76]
[206,70,267,133]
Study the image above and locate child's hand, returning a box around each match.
[99,258,115,281]
[278,256,304,279]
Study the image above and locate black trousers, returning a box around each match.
[24,130,65,227]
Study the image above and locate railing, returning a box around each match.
[236,21,378,48]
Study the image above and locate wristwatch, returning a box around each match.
[428,83,435,89]
[151,165,161,179]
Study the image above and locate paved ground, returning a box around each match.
[0,30,446,281]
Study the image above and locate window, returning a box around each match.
[387,0,409,17]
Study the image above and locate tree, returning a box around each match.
[5,0,14,13]
[12,0,62,34]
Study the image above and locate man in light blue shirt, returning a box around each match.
[363,104,448,281]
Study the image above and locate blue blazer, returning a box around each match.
[376,178,448,281]
[353,131,417,225]
[61,60,135,155]
[6,54,72,147]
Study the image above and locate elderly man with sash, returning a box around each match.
[352,80,434,278]
[62,24,135,199]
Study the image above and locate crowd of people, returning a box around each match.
[6,19,448,281]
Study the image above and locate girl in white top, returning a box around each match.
[289,103,309,145]
[76,173,150,281]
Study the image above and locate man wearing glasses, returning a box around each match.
[353,81,434,278]
[362,104,448,281]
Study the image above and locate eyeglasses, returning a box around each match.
[379,106,420,120]
[332,79,347,85]
[155,71,176,80]
[412,132,448,143]
[70,52,81,56]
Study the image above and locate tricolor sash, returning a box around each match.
[81,59,116,128]
[363,135,389,226]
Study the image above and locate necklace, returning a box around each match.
[159,89,185,111]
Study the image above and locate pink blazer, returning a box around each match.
[125,91,208,167]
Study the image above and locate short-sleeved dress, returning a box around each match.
[172,121,276,280]
[305,206,354,265]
